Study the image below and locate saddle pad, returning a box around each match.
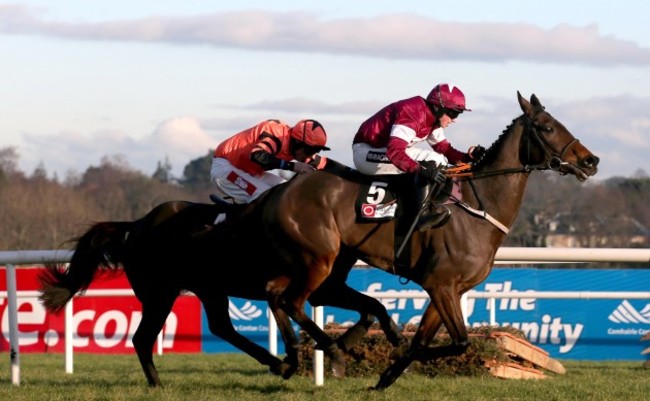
[443,179,462,204]
[355,180,398,222]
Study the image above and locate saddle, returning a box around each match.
[352,173,459,271]
[354,175,457,223]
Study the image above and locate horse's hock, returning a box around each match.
[298,324,566,379]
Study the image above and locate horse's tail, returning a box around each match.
[38,221,132,313]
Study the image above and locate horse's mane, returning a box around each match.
[472,115,522,170]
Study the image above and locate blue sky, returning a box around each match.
[1,1,649,180]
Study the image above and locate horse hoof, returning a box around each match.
[282,355,299,379]
[281,363,297,380]
[389,343,409,360]
[269,358,298,380]
[372,378,393,391]
[331,358,346,378]
[332,354,346,379]
[323,343,347,378]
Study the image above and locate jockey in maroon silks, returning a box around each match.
[352,83,485,230]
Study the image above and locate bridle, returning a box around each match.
[447,111,581,180]
[441,111,583,236]
[523,112,580,173]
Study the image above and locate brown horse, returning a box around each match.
[252,92,600,389]
[37,192,407,386]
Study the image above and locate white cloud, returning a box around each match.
[21,129,139,176]
[150,116,213,156]
[1,7,649,66]
[18,117,213,179]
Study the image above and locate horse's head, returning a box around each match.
[517,92,599,181]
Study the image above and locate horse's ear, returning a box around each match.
[517,91,534,117]
[530,94,543,110]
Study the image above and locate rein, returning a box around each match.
[446,162,554,179]
[445,114,579,180]
[441,114,581,234]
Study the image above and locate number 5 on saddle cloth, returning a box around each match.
[354,173,460,268]
[354,175,458,222]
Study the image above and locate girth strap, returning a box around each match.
[453,200,510,234]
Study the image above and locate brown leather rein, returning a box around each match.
[444,116,581,180]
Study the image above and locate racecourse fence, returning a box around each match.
[2,247,650,386]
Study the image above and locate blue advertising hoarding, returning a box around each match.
[202,267,650,361]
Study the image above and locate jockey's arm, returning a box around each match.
[386,136,420,173]
[432,139,471,164]
[250,150,294,171]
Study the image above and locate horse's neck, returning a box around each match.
[465,124,530,230]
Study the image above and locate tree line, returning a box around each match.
[1,146,648,251]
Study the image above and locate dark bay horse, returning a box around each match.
[252,92,600,389]
[38,192,407,386]
[38,201,305,386]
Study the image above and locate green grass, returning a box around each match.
[1,353,648,401]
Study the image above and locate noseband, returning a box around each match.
[523,113,580,172]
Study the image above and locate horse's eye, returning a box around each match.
[543,126,553,133]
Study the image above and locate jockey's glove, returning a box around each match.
[418,164,447,185]
[469,145,486,160]
[292,161,316,174]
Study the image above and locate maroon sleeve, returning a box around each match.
[386,136,420,173]
[432,139,471,164]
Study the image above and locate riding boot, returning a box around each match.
[414,178,451,231]
[209,193,247,224]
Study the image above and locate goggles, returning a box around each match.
[445,109,462,119]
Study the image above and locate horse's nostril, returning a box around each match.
[584,155,600,168]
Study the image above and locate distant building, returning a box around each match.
[542,213,649,248]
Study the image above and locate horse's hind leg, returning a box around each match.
[310,283,407,353]
[272,277,347,378]
[309,252,408,353]
[196,291,286,376]
[267,277,300,379]
[131,292,178,387]
[269,305,300,379]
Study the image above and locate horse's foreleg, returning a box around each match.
[132,293,178,387]
[197,292,285,374]
[415,288,469,361]
[373,302,442,390]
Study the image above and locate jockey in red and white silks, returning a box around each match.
[351,83,484,231]
[352,86,477,176]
